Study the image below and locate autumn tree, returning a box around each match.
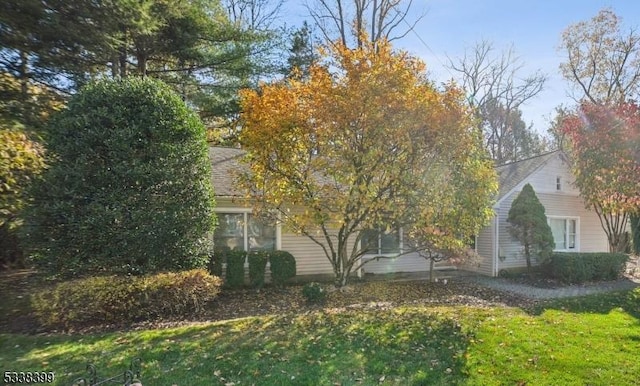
[560,102,640,252]
[449,41,548,164]
[239,39,497,287]
[507,184,555,269]
[0,124,45,269]
[560,8,640,105]
[22,78,215,276]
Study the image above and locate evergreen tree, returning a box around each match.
[22,78,215,276]
[507,183,555,268]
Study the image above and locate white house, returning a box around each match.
[469,150,610,276]
[210,146,440,279]
[210,147,610,278]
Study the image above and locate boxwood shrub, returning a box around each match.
[225,249,246,288]
[269,250,296,287]
[248,250,269,289]
[31,269,222,329]
[549,252,628,283]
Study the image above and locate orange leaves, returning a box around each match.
[239,37,496,283]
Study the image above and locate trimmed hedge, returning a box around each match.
[31,269,222,329]
[208,246,227,277]
[270,250,297,287]
[248,250,269,289]
[549,252,628,283]
[225,249,247,288]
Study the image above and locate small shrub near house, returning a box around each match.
[208,246,228,277]
[269,250,296,287]
[549,252,628,283]
[31,269,221,329]
[302,282,326,304]
[248,250,269,289]
[225,249,247,288]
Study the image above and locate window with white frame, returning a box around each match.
[214,212,277,251]
[548,217,577,251]
[556,176,562,191]
[361,226,401,255]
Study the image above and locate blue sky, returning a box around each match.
[286,0,640,135]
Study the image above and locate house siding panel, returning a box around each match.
[494,156,609,272]
[470,218,495,276]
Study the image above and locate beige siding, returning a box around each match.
[280,232,336,276]
[470,217,495,276]
[494,157,609,272]
[362,252,430,274]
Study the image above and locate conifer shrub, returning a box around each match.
[507,183,555,268]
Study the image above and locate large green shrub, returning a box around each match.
[549,252,628,283]
[507,184,555,268]
[31,269,222,328]
[248,250,268,289]
[269,250,296,287]
[22,78,215,276]
[225,249,246,288]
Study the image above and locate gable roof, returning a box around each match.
[210,146,246,197]
[211,146,568,201]
[495,150,564,202]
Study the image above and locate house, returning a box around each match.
[468,150,610,276]
[210,147,610,278]
[210,146,444,279]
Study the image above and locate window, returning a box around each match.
[214,212,276,251]
[548,217,577,251]
[556,176,562,191]
[361,226,401,255]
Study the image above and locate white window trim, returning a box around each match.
[556,176,562,191]
[361,227,403,258]
[547,216,580,252]
[214,208,281,251]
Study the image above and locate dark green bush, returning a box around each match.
[302,282,326,304]
[208,246,228,277]
[225,249,246,288]
[31,269,222,328]
[22,77,215,277]
[248,250,268,289]
[549,252,628,283]
[627,287,640,318]
[269,250,296,287]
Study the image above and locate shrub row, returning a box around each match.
[548,252,628,283]
[31,269,222,329]
[209,248,296,288]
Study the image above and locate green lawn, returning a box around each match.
[2,291,639,385]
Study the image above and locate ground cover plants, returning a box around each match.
[1,271,639,385]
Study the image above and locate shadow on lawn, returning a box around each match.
[10,310,473,385]
[527,288,640,321]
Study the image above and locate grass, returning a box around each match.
[2,290,640,385]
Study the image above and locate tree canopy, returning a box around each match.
[239,39,497,286]
[22,78,216,276]
[560,101,640,252]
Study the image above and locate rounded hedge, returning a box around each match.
[22,78,215,276]
[31,269,222,329]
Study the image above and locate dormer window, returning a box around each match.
[556,176,562,191]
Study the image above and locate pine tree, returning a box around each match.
[507,183,555,268]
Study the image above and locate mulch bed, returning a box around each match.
[0,270,539,335]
